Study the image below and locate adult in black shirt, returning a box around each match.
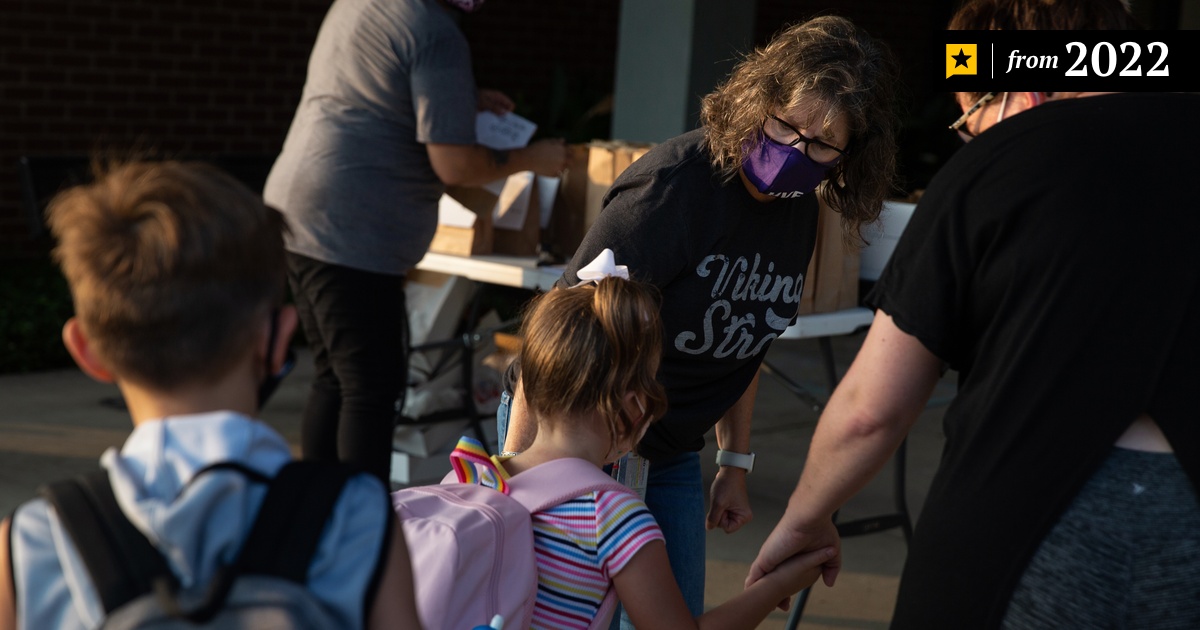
[749,2,1200,627]
[502,16,901,624]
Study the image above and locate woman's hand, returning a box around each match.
[746,514,841,593]
[754,545,839,612]
[705,467,753,534]
[522,138,570,178]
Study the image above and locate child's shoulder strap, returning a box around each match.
[39,470,173,614]
[506,458,634,514]
[237,460,356,583]
[38,461,358,618]
[445,436,636,513]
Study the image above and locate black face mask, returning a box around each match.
[256,308,295,410]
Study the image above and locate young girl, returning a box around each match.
[487,256,834,630]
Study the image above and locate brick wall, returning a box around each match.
[1,0,333,258]
[1,0,946,259]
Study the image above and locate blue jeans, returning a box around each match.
[495,396,707,628]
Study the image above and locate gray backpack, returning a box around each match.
[40,461,359,629]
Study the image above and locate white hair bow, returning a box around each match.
[571,248,629,287]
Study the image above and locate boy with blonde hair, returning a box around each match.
[0,160,420,629]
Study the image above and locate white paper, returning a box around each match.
[436,194,477,229]
[493,171,535,231]
[475,111,538,150]
[535,175,560,229]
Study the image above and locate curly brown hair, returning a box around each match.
[518,277,668,456]
[701,15,901,243]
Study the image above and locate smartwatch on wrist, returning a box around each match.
[715,449,755,473]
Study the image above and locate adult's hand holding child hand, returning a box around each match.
[746,515,841,596]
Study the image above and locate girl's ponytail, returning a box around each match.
[519,274,667,454]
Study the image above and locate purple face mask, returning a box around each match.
[742,137,835,199]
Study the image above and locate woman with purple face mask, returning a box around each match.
[499,15,900,628]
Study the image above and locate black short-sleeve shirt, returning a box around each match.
[867,92,1200,628]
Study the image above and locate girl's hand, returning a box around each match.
[746,515,841,592]
[758,546,839,611]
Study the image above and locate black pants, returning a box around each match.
[287,252,407,483]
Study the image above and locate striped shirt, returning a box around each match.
[530,489,664,629]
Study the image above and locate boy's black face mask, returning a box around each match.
[256,309,295,410]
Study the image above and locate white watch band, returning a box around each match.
[715,449,755,473]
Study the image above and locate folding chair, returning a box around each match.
[764,200,917,629]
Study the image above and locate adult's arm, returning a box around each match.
[426,139,569,188]
[706,370,759,534]
[745,311,942,588]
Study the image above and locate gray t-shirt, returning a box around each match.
[264,0,477,275]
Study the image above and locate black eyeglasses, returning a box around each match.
[763,115,848,164]
[948,92,996,140]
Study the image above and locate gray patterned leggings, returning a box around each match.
[1002,447,1200,629]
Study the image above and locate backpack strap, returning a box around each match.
[237,460,355,583]
[6,508,18,605]
[450,436,510,494]
[446,437,632,510]
[39,471,176,614]
[504,458,634,514]
[154,460,355,624]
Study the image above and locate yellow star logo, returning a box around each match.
[947,44,978,78]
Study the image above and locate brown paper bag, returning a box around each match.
[547,141,655,260]
[492,173,541,257]
[585,141,618,229]
[546,143,592,258]
[798,198,861,315]
[430,186,496,256]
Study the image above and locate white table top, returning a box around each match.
[414,251,565,291]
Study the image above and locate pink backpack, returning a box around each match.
[392,438,632,630]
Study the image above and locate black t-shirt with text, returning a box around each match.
[561,129,819,461]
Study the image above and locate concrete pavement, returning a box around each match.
[0,330,954,629]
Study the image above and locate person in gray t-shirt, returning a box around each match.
[264,0,568,482]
